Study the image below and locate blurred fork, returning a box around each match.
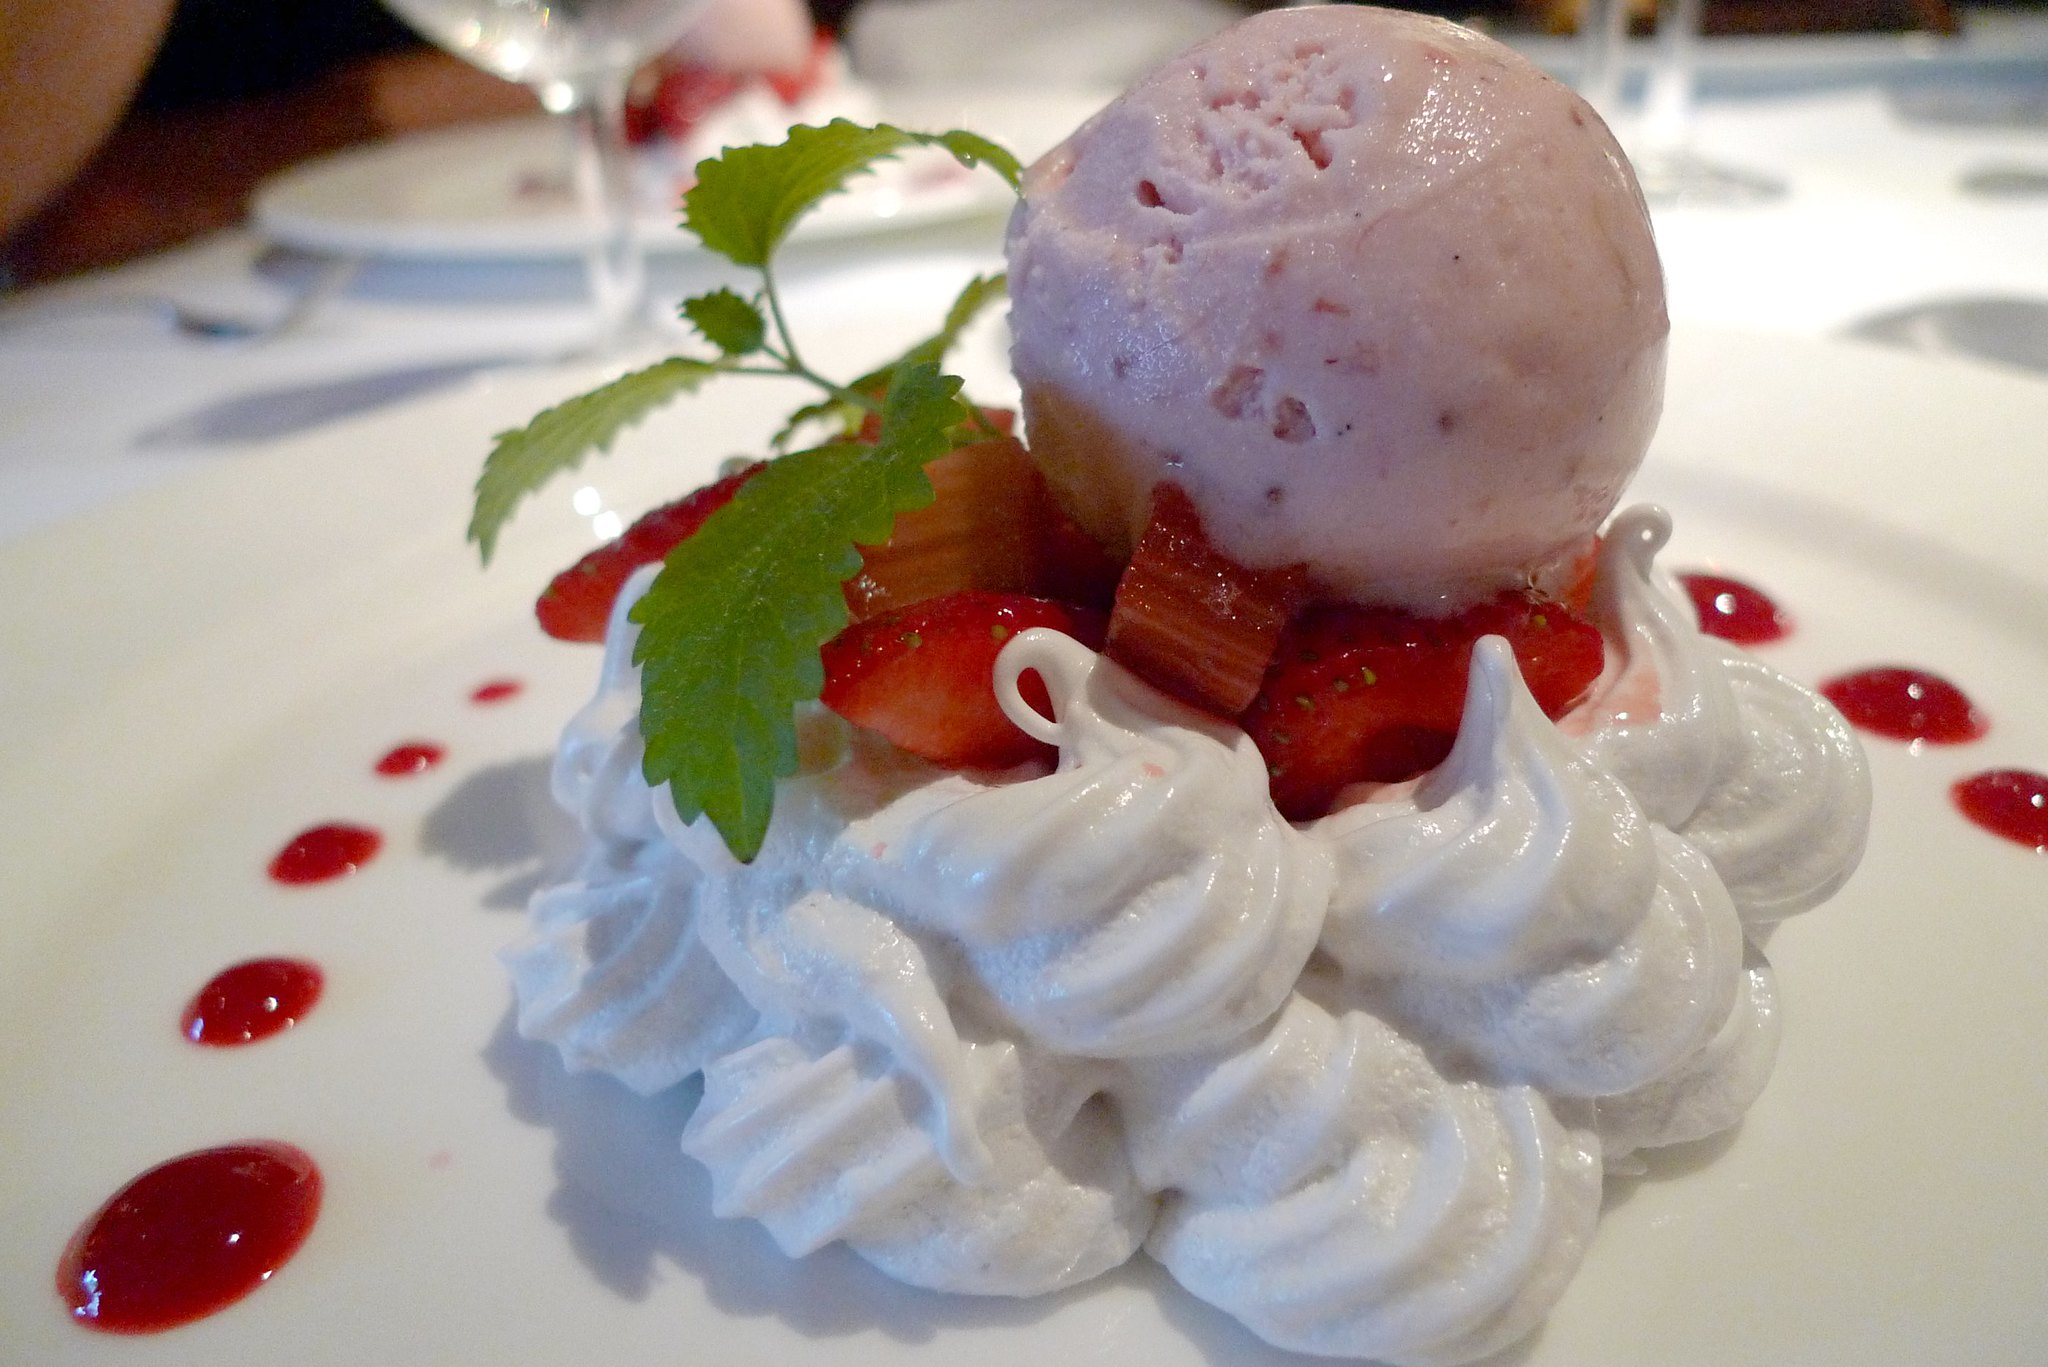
[162,253,362,340]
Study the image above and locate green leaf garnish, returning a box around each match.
[681,288,768,356]
[471,120,1027,857]
[684,120,1023,269]
[469,356,734,562]
[772,272,1009,451]
[632,363,970,860]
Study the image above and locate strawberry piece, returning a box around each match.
[1244,594,1605,820]
[1105,483,1308,716]
[820,591,1107,768]
[534,463,764,643]
[632,62,745,145]
[765,29,837,106]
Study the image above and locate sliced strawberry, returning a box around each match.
[1244,593,1605,820]
[820,591,1107,768]
[1105,483,1308,716]
[534,463,764,643]
[633,62,745,144]
[765,29,837,105]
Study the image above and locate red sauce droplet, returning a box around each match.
[58,1142,322,1334]
[374,741,445,776]
[470,678,523,704]
[182,959,324,1046]
[1953,769,2048,852]
[1678,571,1789,645]
[1819,667,1988,744]
[268,823,380,884]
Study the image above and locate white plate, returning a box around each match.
[250,88,1106,261]
[3,269,2046,1364]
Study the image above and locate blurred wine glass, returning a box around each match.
[1575,0,1783,205]
[379,0,712,344]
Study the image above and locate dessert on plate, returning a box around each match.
[626,0,879,192]
[483,7,1871,1364]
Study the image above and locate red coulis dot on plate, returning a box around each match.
[1952,770,2048,852]
[470,678,523,704]
[374,741,445,777]
[1819,666,1988,744]
[182,959,324,1046]
[268,823,381,885]
[58,1141,322,1334]
[1678,571,1789,645]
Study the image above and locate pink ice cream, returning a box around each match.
[1005,5,1667,613]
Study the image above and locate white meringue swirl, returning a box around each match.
[507,503,1869,1365]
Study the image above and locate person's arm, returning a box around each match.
[0,0,179,237]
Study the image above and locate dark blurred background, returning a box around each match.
[2,0,2029,285]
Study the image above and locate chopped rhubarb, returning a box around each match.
[1104,482,1308,716]
[845,424,1120,620]
[845,435,1048,619]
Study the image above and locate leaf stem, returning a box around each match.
[761,265,808,378]
[964,405,1003,441]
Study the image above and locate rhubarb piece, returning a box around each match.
[820,591,1108,768]
[1244,593,1605,820]
[1104,482,1307,715]
[845,421,1120,620]
[844,434,1046,619]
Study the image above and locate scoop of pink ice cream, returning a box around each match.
[1005,5,1666,613]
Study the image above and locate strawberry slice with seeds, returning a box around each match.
[820,590,1107,768]
[1244,593,1605,820]
[1105,482,1308,716]
[534,462,764,643]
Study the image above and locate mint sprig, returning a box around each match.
[773,271,1009,450]
[469,356,736,562]
[467,120,1019,563]
[634,364,967,860]
[684,121,1022,269]
[467,121,1025,860]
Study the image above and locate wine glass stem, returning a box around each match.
[563,70,643,344]
[1643,0,1702,156]
[1576,0,1629,121]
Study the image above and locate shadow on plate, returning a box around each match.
[134,357,519,446]
[1842,295,2048,375]
[422,754,579,911]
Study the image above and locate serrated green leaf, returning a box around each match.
[851,271,1009,393]
[469,355,730,562]
[684,121,1023,269]
[630,363,970,861]
[770,273,1009,452]
[769,394,865,453]
[681,288,768,356]
[926,130,1023,190]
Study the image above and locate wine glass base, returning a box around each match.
[1632,150,1787,207]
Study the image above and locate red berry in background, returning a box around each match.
[535,463,764,643]
[1243,593,1606,821]
[821,591,1107,769]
